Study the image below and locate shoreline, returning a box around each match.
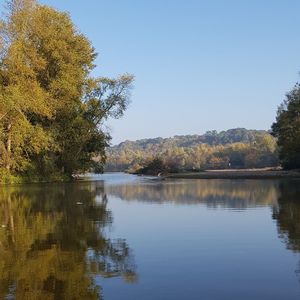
[164,169,300,180]
[3,169,300,185]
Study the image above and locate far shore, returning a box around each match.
[164,168,300,180]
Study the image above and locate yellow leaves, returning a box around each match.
[9,84,51,116]
[24,124,53,154]
[0,0,132,176]
[107,135,279,172]
[0,0,90,173]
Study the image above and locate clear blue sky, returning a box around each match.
[3,0,300,144]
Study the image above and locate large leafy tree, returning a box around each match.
[272,83,300,169]
[0,0,133,179]
[0,0,53,172]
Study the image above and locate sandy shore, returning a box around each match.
[165,168,300,179]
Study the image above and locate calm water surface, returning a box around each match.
[1,173,300,299]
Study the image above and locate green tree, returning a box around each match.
[0,0,133,180]
[0,0,53,172]
[272,83,300,169]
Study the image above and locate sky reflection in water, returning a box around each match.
[1,174,300,299]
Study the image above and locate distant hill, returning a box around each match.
[105,128,278,172]
[112,128,270,150]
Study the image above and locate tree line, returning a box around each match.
[0,0,133,183]
[106,77,300,173]
[106,129,279,173]
[1,1,300,182]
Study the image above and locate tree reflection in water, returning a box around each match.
[106,179,280,209]
[0,182,136,300]
[273,180,300,282]
[2,177,300,298]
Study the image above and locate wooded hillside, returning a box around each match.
[105,128,279,172]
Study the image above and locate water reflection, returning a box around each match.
[106,179,280,209]
[1,176,300,299]
[273,180,300,252]
[273,180,300,282]
[0,182,136,300]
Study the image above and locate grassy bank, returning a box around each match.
[0,171,70,185]
[164,168,300,180]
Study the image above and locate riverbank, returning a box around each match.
[164,168,300,179]
[0,172,70,185]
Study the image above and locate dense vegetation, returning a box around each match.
[272,83,300,169]
[0,1,299,182]
[106,128,279,174]
[0,0,133,183]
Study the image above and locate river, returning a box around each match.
[0,173,300,299]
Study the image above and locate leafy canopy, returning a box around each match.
[0,0,133,180]
[272,83,300,169]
